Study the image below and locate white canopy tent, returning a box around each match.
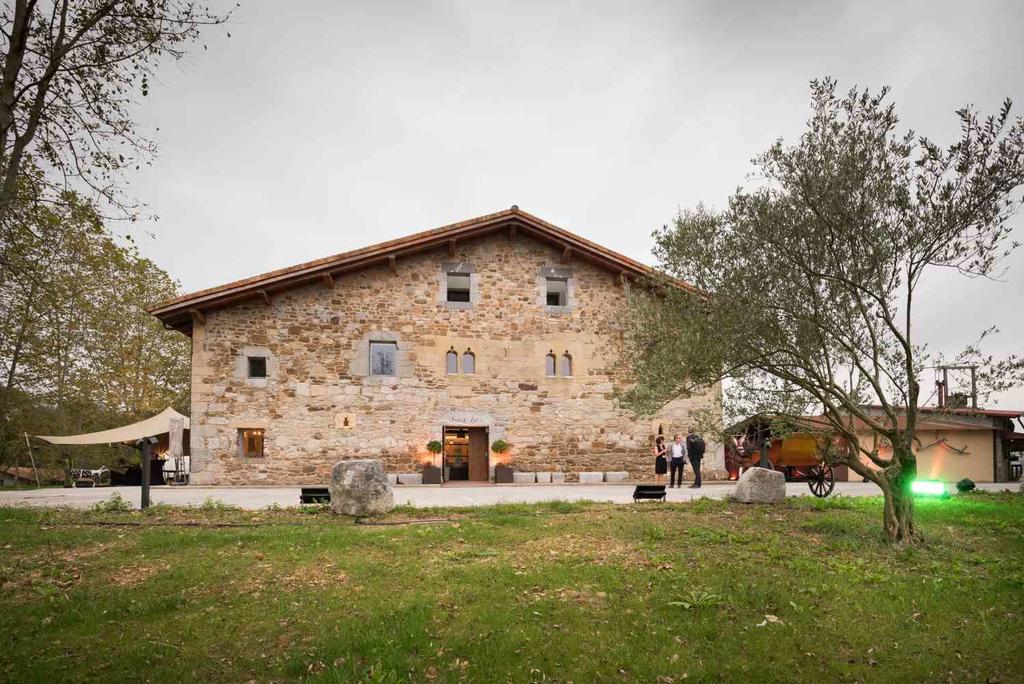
[36,407,189,446]
[34,408,190,505]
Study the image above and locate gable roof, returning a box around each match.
[150,206,688,334]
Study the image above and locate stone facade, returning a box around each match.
[187,230,723,484]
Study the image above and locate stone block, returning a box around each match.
[733,467,785,504]
[535,472,552,483]
[397,473,423,485]
[386,474,398,485]
[579,471,603,483]
[513,471,536,484]
[604,471,629,482]
[329,459,394,517]
[551,472,566,484]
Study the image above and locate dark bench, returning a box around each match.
[633,484,667,502]
[300,487,330,504]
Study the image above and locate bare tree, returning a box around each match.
[623,79,1024,543]
[0,0,232,222]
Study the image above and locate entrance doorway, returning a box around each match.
[443,426,489,482]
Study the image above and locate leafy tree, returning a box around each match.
[0,191,189,470]
[0,0,232,222]
[623,79,1024,543]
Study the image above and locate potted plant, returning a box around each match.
[492,439,513,483]
[423,440,443,484]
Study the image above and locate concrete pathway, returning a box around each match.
[0,481,1019,510]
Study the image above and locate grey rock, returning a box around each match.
[550,472,566,483]
[604,471,629,482]
[535,472,553,483]
[397,473,423,485]
[733,467,786,504]
[329,459,394,516]
[579,471,603,483]
[513,471,536,483]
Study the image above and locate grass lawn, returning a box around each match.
[1,493,1022,683]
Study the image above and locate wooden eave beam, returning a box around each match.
[257,290,271,306]
[448,238,457,257]
[388,254,398,274]
[561,246,572,264]
[321,272,334,288]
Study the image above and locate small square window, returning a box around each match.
[370,341,398,376]
[247,356,267,379]
[446,273,471,303]
[546,277,567,307]
[239,428,264,458]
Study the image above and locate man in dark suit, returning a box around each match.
[685,428,706,489]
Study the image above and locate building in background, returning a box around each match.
[150,207,723,485]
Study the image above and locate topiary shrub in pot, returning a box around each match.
[423,440,443,484]
[956,478,976,492]
[492,439,513,483]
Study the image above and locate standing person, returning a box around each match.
[653,436,668,484]
[669,434,687,488]
[686,428,706,489]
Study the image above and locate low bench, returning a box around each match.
[632,484,667,502]
[299,487,330,504]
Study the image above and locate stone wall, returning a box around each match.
[188,231,723,484]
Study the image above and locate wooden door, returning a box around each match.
[468,427,489,481]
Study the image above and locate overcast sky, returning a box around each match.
[127,0,1024,408]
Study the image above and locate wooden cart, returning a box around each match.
[727,423,836,498]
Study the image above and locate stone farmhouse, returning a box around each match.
[150,207,723,485]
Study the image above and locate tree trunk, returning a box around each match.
[880,445,917,544]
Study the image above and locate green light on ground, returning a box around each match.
[911,480,946,496]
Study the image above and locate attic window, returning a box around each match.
[247,357,267,379]
[446,273,471,303]
[546,277,567,307]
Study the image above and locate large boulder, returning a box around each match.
[733,467,786,504]
[329,459,394,516]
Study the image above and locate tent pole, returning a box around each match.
[141,439,151,510]
[23,433,40,487]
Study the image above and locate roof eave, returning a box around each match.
[149,208,683,334]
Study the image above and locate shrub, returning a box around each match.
[197,497,237,512]
[426,440,443,454]
[956,478,976,492]
[491,439,509,453]
[91,492,132,513]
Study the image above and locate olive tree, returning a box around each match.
[623,79,1024,543]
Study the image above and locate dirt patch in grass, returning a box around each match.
[280,561,349,590]
[521,585,608,608]
[111,561,169,588]
[516,532,643,567]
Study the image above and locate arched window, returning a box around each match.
[462,349,475,374]
[560,352,572,377]
[446,348,458,374]
[545,351,557,377]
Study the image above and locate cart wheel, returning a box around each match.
[807,464,835,498]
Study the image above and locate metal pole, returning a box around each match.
[141,439,151,510]
[23,433,40,487]
[970,367,977,409]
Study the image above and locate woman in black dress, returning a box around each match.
[653,435,668,484]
